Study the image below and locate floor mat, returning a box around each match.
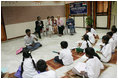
[47,50,85,70]
[109,50,117,64]
[61,64,109,78]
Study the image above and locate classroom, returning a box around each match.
[1,1,117,78]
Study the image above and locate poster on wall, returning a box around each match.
[70,2,87,15]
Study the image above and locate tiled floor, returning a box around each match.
[1,28,117,78]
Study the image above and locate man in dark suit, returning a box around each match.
[35,16,44,39]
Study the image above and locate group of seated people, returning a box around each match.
[12,25,117,78]
[34,15,76,39]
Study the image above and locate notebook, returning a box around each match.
[73,62,86,73]
[52,51,59,54]
[16,48,23,55]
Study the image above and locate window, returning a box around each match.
[97,1,108,14]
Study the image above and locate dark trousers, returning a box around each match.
[26,42,42,51]
[54,56,63,65]
[74,26,76,33]
[36,30,41,39]
[58,26,64,35]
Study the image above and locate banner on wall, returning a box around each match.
[70,2,87,15]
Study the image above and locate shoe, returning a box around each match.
[40,44,42,47]
[71,34,73,35]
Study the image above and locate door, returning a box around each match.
[1,11,7,41]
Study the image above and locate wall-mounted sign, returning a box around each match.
[70,2,87,15]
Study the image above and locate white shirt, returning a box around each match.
[109,38,115,52]
[86,56,104,78]
[87,32,95,44]
[24,34,36,46]
[59,48,73,66]
[33,70,56,78]
[112,32,117,48]
[100,44,112,62]
[22,58,38,78]
[91,28,97,36]
[80,41,92,49]
[112,32,117,41]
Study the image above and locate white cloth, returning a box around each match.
[100,44,112,62]
[57,18,64,26]
[80,41,92,49]
[24,34,36,46]
[22,58,38,78]
[86,56,104,78]
[87,32,95,44]
[112,32,117,48]
[45,20,53,33]
[91,28,97,36]
[33,70,56,78]
[59,48,73,66]
[109,38,115,52]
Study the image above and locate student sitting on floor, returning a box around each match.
[24,29,42,51]
[15,47,38,78]
[33,59,56,78]
[75,34,92,53]
[96,35,112,63]
[85,27,95,45]
[107,32,115,53]
[72,47,104,78]
[111,25,117,48]
[87,25,99,39]
[54,41,73,65]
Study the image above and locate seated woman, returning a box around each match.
[51,16,58,34]
[57,16,64,36]
[33,59,56,78]
[72,47,104,78]
[45,16,53,37]
[96,35,112,63]
[75,34,92,53]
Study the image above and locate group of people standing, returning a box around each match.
[34,15,76,39]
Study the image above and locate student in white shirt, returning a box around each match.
[76,34,92,53]
[24,29,42,51]
[107,32,115,53]
[54,41,73,66]
[33,59,56,78]
[111,25,117,48]
[20,47,38,78]
[86,27,95,45]
[96,35,112,62]
[87,26,97,36]
[72,47,104,78]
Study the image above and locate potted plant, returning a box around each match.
[86,16,93,27]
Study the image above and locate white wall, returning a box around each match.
[5,17,66,39]
[1,1,65,6]
[111,2,117,27]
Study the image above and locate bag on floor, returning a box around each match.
[14,66,22,78]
